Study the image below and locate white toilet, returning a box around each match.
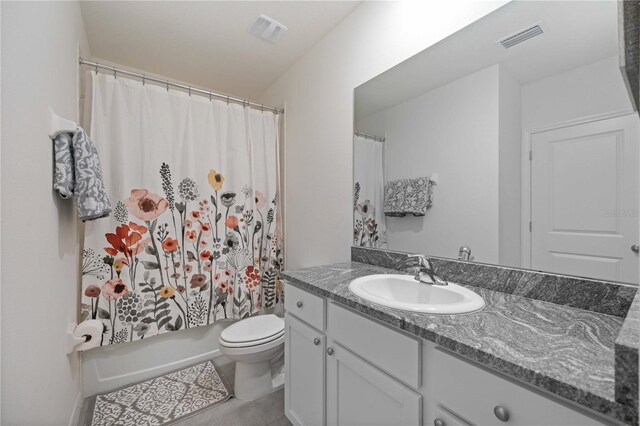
[219,314,285,401]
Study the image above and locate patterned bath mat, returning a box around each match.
[87,360,232,426]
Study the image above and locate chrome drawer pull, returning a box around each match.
[296,301,303,308]
[434,419,445,426]
[494,406,510,422]
[327,347,334,356]
[313,338,320,346]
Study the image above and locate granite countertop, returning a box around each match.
[282,261,638,425]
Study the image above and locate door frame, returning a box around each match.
[520,108,637,269]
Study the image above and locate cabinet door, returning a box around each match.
[285,313,325,426]
[326,342,421,426]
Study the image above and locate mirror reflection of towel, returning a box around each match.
[384,177,432,217]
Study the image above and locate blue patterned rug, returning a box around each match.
[88,361,232,425]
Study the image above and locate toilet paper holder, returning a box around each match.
[66,321,100,354]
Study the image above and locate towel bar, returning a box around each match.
[49,108,77,139]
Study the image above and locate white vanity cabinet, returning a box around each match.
[284,283,610,426]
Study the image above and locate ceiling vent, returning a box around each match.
[248,14,288,44]
[496,22,544,49]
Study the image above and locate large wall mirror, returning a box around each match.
[353,0,639,284]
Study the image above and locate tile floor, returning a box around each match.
[79,355,291,426]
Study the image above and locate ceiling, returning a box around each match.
[355,1,619,121]
[80,1,361,100]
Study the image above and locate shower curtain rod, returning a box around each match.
[354,130,385,142]
[79,58,285,114]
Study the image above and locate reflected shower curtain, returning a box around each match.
[353,135,386,248]
[81,72,283,346]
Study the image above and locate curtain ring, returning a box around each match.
[142,75,145,86]
[188,86,191,97]
[260,104,264,112]
[226,96,230,105]
[166,81,169,91]
[113,68,117,79]
[209,91,212,101]
[94,63,98,75]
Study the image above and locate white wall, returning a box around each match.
[1,1,89,424]
[258,0,508,269]
[356,66,501,263]
[522,55,634,130]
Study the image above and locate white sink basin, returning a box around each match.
[349,274,485,315]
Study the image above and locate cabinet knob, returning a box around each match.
[434,419,445,426]
[494,406,510,422]
[296,301,303,308]
[327,347,334,356]
[632,244,639,254]
[313,338,320,346]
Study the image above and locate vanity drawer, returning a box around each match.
[432,349,604,426]
[284,282,325,331]
[327,302,421,389]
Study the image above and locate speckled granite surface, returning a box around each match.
[352,246,637,317]
[282,261,638,425]
[616,290,640,410]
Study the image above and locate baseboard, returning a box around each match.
[68,391,82,426]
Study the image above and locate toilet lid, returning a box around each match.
[220,314,284,344]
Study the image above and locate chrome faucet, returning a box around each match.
[396,254,448,286]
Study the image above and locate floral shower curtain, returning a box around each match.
[81,72,283,346]
[353,135,386,248]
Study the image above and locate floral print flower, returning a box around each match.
[220,192,236,207]
[184,264,193,273]
[255,191,266,209]
[178,178,199,201]
[200,250,212,261]
[159,286,174,298]
[102,278,129,300]
[225,215,239,230]
[177,285,186,294]
[104,223,148,257]
[364,217,377,235]
[224,232,240,249]
[124,189,169,222]
[84,285,101,298]
[191,211,201,220]
[185,230,197,242]
[356,200,374,217]
[208,170,224,191]
[200,222,212,235]
[162,237,179,252]
[190,274,207,289]
[184,219,193,229]
[203,260,212,272]
[245,266,261,288]
[117,292,143,323]
[113,258,126,273]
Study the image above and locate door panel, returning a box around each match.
[326,342,421,426]
[531,114,639,283]
[285,313,325,426]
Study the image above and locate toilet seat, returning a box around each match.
[219,314,284,348]
[220,329,284,348]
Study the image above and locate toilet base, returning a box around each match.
[234,361,276,401]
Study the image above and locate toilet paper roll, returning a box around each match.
[73,319,103,351]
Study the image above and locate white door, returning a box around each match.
[531,113,639,283]
[285,314,326,426]
[326,342,421,426]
